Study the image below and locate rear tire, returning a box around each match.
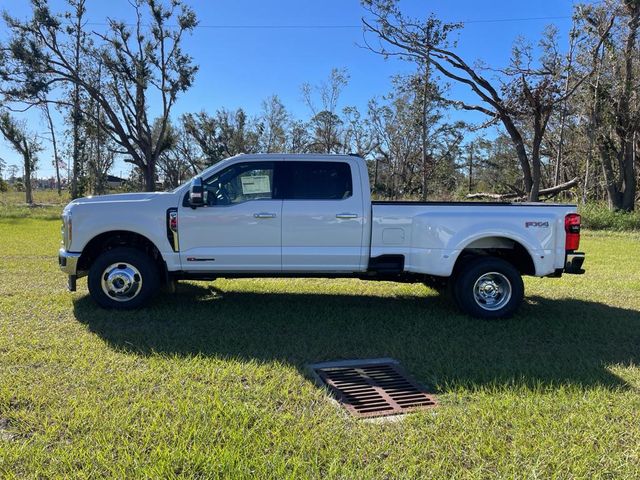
[88,247,160,309]
[453,257,524,319]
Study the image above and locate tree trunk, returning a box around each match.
[24,154,33,205]
[583,45,605,204]
[616,4,639,211]
[467,145,473,194]
[421,62,431,201]
[554,22,577,186]
[373,157,379,191]
[501,114,533,194]
[70,12,83,200]
[529,116,542,202]
[144,160,156,192]
[529,157,541,202]
[44,103,62,196]
[600,139,623,210]
[622,138,636,211]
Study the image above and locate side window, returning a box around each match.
[286,161,353,200]
[204,162,274,205]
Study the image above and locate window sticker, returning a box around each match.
[240,175,271,194]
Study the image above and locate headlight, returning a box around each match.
[67,215,72,248]
[62,212,72,249]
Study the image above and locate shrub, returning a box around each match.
[579,202,640,231]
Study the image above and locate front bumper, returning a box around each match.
[58,248,81,275]
[59,249,83,291]
[565,251,585,274]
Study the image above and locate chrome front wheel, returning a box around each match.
[88,247,159,309]
[100,262,143,302]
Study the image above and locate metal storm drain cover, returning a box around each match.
[310,358,437,418]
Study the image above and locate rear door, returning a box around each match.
[281,160,365,272]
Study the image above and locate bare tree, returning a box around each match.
[158,131,196,187]
[368,92,422,198]
[41,101,62,194]
[182,108,260,166]
[362,0,613,201]
[258,95,289,153]
[286,119,310,153]
[553,21,579,186]
[0,111,42,204]
[302,68,349,153]
[589,0,640,211]
[181,111,222,164]
[342,106,377,158]
[1,0,199,192]
[68,0,87,198]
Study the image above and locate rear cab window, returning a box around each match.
[281,161,353,200]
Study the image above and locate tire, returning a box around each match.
[88,247,160,309]
[453,257,524,319]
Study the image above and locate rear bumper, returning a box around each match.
[565,251,585,274]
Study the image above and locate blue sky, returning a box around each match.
[0,0,584,178]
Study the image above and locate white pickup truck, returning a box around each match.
[59,154,585,318]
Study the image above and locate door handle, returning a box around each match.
[254,212,277,219]
[336,213,358,219]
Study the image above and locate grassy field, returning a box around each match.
[1,203,640,478]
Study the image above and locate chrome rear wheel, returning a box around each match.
[472,272,512,312]
[454,257,524,319]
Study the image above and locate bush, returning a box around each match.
[0,179,7,192]
[579,202,640,231]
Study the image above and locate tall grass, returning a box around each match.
[579,202,640,231]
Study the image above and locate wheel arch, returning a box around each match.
[452,235,536,277]
[78,230,167,279]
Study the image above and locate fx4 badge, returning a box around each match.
[525,221,549,228]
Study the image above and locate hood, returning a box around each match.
[70,192,165,204]
[63,192,173,213]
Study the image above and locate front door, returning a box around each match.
[178,161,282,272]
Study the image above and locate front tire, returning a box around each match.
[453,257,524,319]
[88,247,160,309]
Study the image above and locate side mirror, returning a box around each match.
[189,177,205,208]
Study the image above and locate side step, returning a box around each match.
[367,255,405,275]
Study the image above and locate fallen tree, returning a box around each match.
[466,177,579,201]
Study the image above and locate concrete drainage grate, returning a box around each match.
[310,358,437,418]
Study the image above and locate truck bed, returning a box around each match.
[370,201,577,277]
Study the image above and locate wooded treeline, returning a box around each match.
[0,0,638,210]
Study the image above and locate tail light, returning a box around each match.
[565,213,580,251]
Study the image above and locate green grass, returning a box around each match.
[0,190,69,221]
[1,210,640,478]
